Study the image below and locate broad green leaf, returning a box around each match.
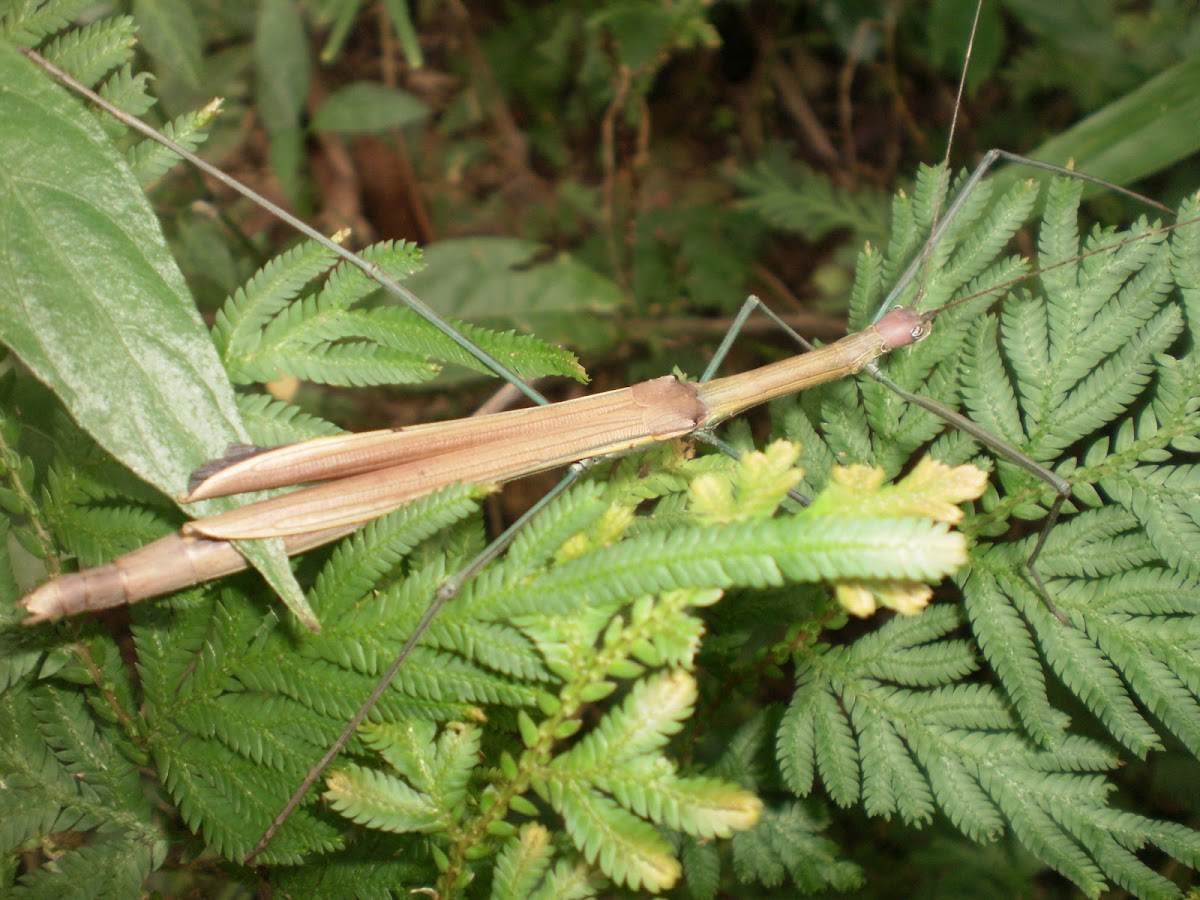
[323,764,440,833]
[311,81,430,134]
[0,43,316,630]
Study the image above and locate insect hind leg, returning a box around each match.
[693,294,835,507]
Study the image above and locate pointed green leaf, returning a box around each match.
[312,82,431,134]
[0,43,313,627]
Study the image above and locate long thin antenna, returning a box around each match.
[910,0,985,307]
[923,215,1191,320]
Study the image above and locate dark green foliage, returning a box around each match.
[5,0,1200,897]
[0,602,168,895]
[731,802,864,893]
[211,237,585,387]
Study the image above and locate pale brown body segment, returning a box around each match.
[20,307,926,622]
[183,375,708,539]
[21,526,361,624]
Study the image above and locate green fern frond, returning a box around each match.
[474,514,967,622]
[734,150,889,244]
[46,502,169,568]
[308,483,486,617]
[555,669,694,771]
[808,668,864,807]
[529,858,598,900]
[29,445,162,550]
[9,836,166,898]
[324,762,443,833]
[358,720,445,793]
[127,100,220,186]
[38,15,137,85]
[231,650,409,722]
[357,308,588,382]
[309,243,585,381]
[30,686,139,787]
[212,239,341,368]
[504,480,611,573]
[961,567,1069,747]
[776,607,1200,894]
[236,392,346,446]
[1,0,92,44]
[490,824,560,900]
[0,584,41,692]
[1033,592,1163,757]
[157,731,343,863]
[780,169,1200,838]
[214,238,584,387]
[427,618,550,682]
[680,834,721,899]
[0,680,166,891]
[616,770,762,840]
[7,11,157,153]
[247,338,442,388]
[546,778,680,892]
[269,836,435,898]
[110,486,519,867]
[326,719,480,830]
[731,802,863,892]
[96,63,154,122]
[185,693,331,770]
[856,708,944,827]
[390,648,544,708]
[1107,461,1200,581]
[243,246,437,386]
[314,240,426,311]
[321,449,921,891]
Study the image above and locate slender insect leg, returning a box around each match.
[695,291,1072,554]
[700,295,819,383]
[863,364,1071,623]
[248,458,597,862]
[694,294,819,507]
